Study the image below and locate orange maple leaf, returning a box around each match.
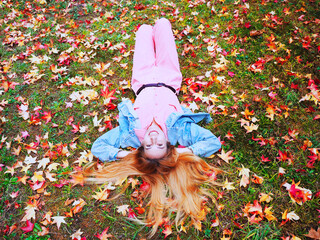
[266,105,276,121]
[71,198,86,214]
[251,174,264,184]
[71,172,84,186]
[241,107,254,119]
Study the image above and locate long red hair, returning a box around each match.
[80,146,221,236]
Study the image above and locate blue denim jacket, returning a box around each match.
[91,99,221,161]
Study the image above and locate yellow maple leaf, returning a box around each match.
[222,178,235,190]
[266,105,276,121]
[259,193,273,203]
[92,188,110,201]
[243,123,259,133]
[264,206,277,221]
[241,108,254,119]
[192,219,202,231]
[31,171,45,183]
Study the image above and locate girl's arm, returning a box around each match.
[91,127,123,162]
[177,122,221,157]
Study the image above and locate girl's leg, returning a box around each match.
[153,18,182,92]
[131,24,156,94]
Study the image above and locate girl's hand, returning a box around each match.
[116,150,131,159]
[175,147,193,154]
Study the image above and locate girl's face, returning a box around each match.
[142,122,167,159]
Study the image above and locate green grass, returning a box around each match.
[0,0,319,239]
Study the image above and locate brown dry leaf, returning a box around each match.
[250,29,265,37]
[38,226,49,236]
[305,228,320,239]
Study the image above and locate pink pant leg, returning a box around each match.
[153,18,182,92]
[131,24,156,94]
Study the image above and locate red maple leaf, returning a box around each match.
[261,155,271,162]
[128,208,136,218]
[140,180,151,192]
[57,53,71,65]
[100,86,117,105]
[21,220,34,233]
[276,150,293,164]
[288,128,299,138]
[289,184,311,204]
[134,206,145,215]
[71,122,80,133]
[41,111,53,124]
[28,115,41,125]
[95,227,113,240]
[163,225,172,238]
[66,116,74,125]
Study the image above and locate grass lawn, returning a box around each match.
[0,0,319,239]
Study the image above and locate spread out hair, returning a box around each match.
[79,145,222,237]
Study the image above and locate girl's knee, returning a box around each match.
[155,18,171,27]
[137,24,153,33]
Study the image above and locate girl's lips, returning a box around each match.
[149,130,158,135]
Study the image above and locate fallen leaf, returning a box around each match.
[38,226,49,236]
[51,216,67,229]
[163,225,173,238]
[21,220,34,233]
[70,229,83,240]
[222,178,235,190]
[116,205,130,216]
[243,123,259,133]
[305,227,320,239]
[264,206,277,221]
[218,149,234,163]
[95,227,113,240]
[259,193,273,203]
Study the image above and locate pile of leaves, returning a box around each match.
[0,0,319,239]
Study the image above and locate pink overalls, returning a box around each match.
[131,18,183,142]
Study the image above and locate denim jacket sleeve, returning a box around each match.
[91,99,141,162]
[91,127,121,162]
[167,107,221,157]
[187,123,221,157]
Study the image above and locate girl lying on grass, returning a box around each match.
[80,18,221,236]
